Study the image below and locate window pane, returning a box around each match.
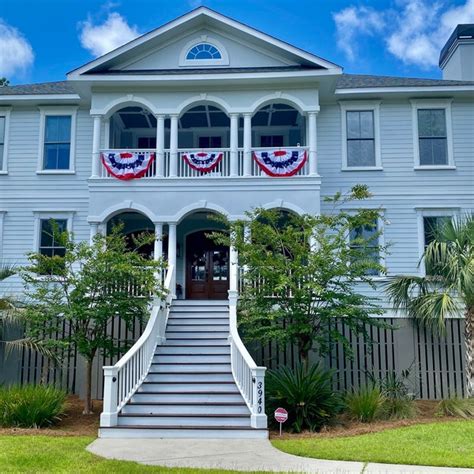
[45,115,71,142]
[0,144,3,169]
[430,109,446,137]
[57,143,71,169]
[417,110,432,137]
[40,219,67,248]
[419,138,447,165]
[0,116,5,143]
[424,216,450,247]
[346,111,360,139]
[359,111,374,139]
[347,139,375,167]
[350,220,379,275]
[44,144,59,169]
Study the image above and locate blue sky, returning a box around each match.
[1,0,473,85]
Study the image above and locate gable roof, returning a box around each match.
[68,7,342,78]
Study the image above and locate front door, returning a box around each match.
[186,231,229,299]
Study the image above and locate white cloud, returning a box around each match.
[387,0,474,68]
[333,6,385,61]
[0,19,34,78]
[79,12,139,57]
[334,0,474,69]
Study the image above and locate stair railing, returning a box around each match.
[100,264,175,427]
[228,245,267,429]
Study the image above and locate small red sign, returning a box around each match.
[274,407,288,423]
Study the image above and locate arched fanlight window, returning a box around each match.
[186,43,222,60]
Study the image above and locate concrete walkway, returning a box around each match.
[87,438,474,473]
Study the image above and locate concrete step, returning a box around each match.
[122,402,249,416]
[163,339,229,346]
[117,414,251,427]
[152,354,231,364]
[145,372,234,383]
[166,324,230,332]
[169,307,228,314]
[149,363,232,373]
[99,426,268,439]
[155,345,230,355]
[165,332,229,339]
[139,382,239,393]
[131,392,245,404]
[172,300,228,307]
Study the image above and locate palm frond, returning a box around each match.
[0,263,15,281]
[4,338,59,362]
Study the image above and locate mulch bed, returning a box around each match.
[269,400,461,439]
[0,396,101,437]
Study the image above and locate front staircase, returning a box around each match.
[99,299,268,438]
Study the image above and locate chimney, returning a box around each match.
[439,24,474,81]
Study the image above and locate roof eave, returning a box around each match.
[335,85,474,95]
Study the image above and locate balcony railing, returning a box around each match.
[98,147,311,179]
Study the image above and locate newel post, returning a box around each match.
[100,366,118,427]
[251,366,267,428]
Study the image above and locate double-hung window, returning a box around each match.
[38,108,77,173]
[340,102,382,170]
[411,100,454,169]
[0,108,11,173]
[39,218,67,258]
[349,220,380,276]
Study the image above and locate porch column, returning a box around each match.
[89,222,99,244]
[91,115,102,178]
[154,223,164,261]
[169,114,179,178]
[243,113,252,177]
[155,115,166,178]
[307,111,318,176]
[167,223,177,297]
[229,234,238,293]
[230,113,239,177]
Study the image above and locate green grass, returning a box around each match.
[0,435,248,473]
[272,420,474,468]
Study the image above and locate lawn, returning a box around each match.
[272,420,474,469]
[0,435,244,473]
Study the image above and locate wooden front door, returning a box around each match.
[186,231,229,300]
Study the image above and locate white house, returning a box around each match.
[0,8,473,438]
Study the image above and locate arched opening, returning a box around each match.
[252,102,306,147]
[177,210,229,300]
[178,104,230,149]
[108,106,157,150]
[106,211,157,259]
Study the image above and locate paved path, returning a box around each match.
[87,438,474,473]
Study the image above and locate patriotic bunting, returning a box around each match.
[253,149,307,177]
[101,151,155,180]
[182,151,223,173]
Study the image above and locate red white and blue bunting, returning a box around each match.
[253,149,307,177]
[182,151,223,173]
[101,151,155,180]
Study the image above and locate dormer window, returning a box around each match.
[186,43,222,60]
[179,37,229,67]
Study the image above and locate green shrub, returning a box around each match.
[266,363,342,432]
[381,397,418,420]
[436,398,474,419]
[0,385,67,428]
[345,385,385,422]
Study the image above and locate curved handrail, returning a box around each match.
[100,265,174,427]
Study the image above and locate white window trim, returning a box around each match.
[37,106,77,174]
[340,101,382,171]
[0,107,12,174]
[415,207,459,275]
[410,99,455,170]
[0,211,6,259]
[33,211,75,252]
[179,36,230,67]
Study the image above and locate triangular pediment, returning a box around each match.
[68,7,341,78]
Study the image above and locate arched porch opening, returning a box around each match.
[176,210,229,300]
[106,211,158,259]
[178,104,231,149]
[252,102,306,147]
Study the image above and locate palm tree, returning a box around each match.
[386,214,474,397]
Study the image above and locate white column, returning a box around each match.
[100,366,118,427]
[243,113,252,177]
[229,237,238,293]
[154,223,163,261]
[169,115,178,178]
[91,115,102,178]
[167,223,177,297]
[230,114,239,177]
[155,115,165,178]
[308,111,318,176]
[89,222,99,244]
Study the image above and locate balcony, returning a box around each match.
[97,146,311,179]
